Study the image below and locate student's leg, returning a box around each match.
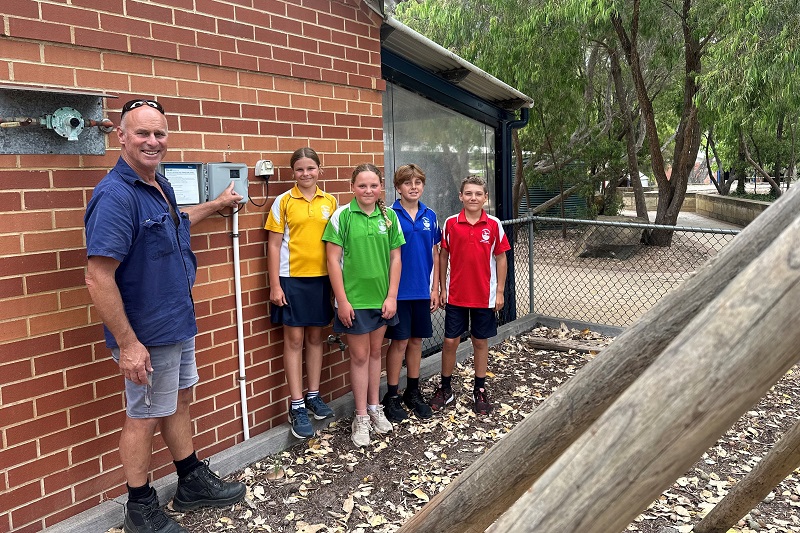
[283,325,306,401]
[441,336,460,378]
[367,326,388,406]
[471,337,489,378]
[347,333,371,414]
[404,337,423,379]
[304,326,324,392]
[385,338,409,390]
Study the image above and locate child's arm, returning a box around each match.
[382,247,401,319]
[438,248,449,308]
[267,231,286,306]
[326,242,354,327]
[430,244,440,311]
[494,251,508,311]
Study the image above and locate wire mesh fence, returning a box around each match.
[507,216,740,327]
[420,215,738,355]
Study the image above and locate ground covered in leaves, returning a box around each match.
[130,326,800,532]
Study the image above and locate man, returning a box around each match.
[85,99,246,533]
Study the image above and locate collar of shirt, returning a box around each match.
[349,198,382,217]
[289,184,325,200]
[391,198,429,222]
[457,208,488,225]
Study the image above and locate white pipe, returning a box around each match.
[232,209,250,440]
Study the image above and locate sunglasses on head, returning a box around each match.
[120,99,165,117]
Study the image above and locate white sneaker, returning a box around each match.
[368,405,393,434]
[351,414,372,447]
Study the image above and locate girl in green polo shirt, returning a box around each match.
[322,163,405,447]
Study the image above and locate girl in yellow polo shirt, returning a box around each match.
[266,147,337,439]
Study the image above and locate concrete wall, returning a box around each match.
[695,193,770,226]
[620,189,697,212]
[0,1,383,531]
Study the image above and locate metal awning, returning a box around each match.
[380,16,533,111]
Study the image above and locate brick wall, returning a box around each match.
[0,1,385,531]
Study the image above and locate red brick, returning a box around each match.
[6,411,68,449]
[331,28,358,48]
[54,209,87,230]
[174,10,216,32]
[179,45,221,66]
[292,63,322,81]
[305,52,332,69]
[0,212,50,234]
[71,0,124,13]
[35,383,94,418]
[42,3,100,28]
[62,324,103,351]
[100,13,150,37]
[3,1,39,17]
[40,421,97,455]
[0,334,60,364]
[320,69,348,85]
[43,46,101,69]
[26,267,86,295]
[221,118,259,135]
[217,19,254,39]
[70,395,124,425]
[273,46,303,64]
[73,27,129,53]
[319,41,346,59]
[0,293,57,321]
[65,358,117,387]
[127,1,173,24]
[234,40,273,61]
[102,52,153,75]
[129,36,178,60]
[23,229,84,253]
[9,487,71,528]
[270,14,302,35]
[180,116,222,133]
[73,466,124,501]
[152,23,196,47]
[0,372,64,403]
[0,482,41,517]
[72,430,119,464]
[59,248,87,269]
[318,11,345,31]
[195,0,235,18]
[0,360,32,386]
[258,58,292,77]
[8,18,72,44]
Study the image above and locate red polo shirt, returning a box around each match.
[441,209,510,308]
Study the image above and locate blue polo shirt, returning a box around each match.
[85,157,198,348]
[391,199,441,300]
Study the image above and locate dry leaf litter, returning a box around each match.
[105,325,800,533]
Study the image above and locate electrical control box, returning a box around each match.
[207,162,249,204]
[158,162,249,206]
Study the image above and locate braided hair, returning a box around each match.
[352,163,392,229]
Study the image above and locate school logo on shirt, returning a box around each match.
[422,217,431,230]
[378,220,387,234]
[481,228,491,243]
[321,205,331,219]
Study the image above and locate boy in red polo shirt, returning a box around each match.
[431,176,510,415]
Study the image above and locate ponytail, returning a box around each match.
[376,198,392,229]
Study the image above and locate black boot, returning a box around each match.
[124,488,187,533]
[172,460,246,512]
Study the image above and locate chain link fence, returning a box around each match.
[420,215,738,354]
[506,216,740,327]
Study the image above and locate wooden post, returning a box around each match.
[487,213,800,532]
[397,186,800,533]
[693,417,800,533]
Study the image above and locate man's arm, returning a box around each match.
[85,256,151,385]
[181,182,243,225]
[494,251,508,311]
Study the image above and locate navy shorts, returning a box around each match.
[333,308,399,335]
[385,299,433,340]
[270,276,333,327]
[444,304,497,340]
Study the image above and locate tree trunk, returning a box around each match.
[741,129,782,197]
[395,183,800,533]
[488,208,800,533]
[772,113,784,197]
[736,133,747,194]
[694,416,800,533]
[511,130,526,217]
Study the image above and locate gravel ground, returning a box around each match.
[109,325,800,533]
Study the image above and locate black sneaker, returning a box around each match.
[124,488,187,533]
[172,460,246,512]
[381,392,408,422]
[403,387,433,419]
[288,407,314,438]
[429,386,454,411]
[473,388,494,415]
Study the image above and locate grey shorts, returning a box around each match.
[112,338,199,419]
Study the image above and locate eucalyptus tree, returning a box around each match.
[395,0,645,218]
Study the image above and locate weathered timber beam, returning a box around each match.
[397,185,800,533]
[489,209,800,532]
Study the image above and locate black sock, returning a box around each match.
[441,375,452,391]
[127,482,152,502]
[174,451,201,479]
[475,376,486,392]
[406,377,419,392]
[387,384,399,397]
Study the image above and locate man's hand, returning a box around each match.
[215,181,243,209]
[118,340,152,385]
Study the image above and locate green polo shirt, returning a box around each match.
[322,199,405,309]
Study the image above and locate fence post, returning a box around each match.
[528,219,534,314]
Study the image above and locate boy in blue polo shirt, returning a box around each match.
[382,164,441,421]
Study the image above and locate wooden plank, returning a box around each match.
[526,337,606,353]
[397,185,800,533]
[488,211,800,532]
[694,417,800,533]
